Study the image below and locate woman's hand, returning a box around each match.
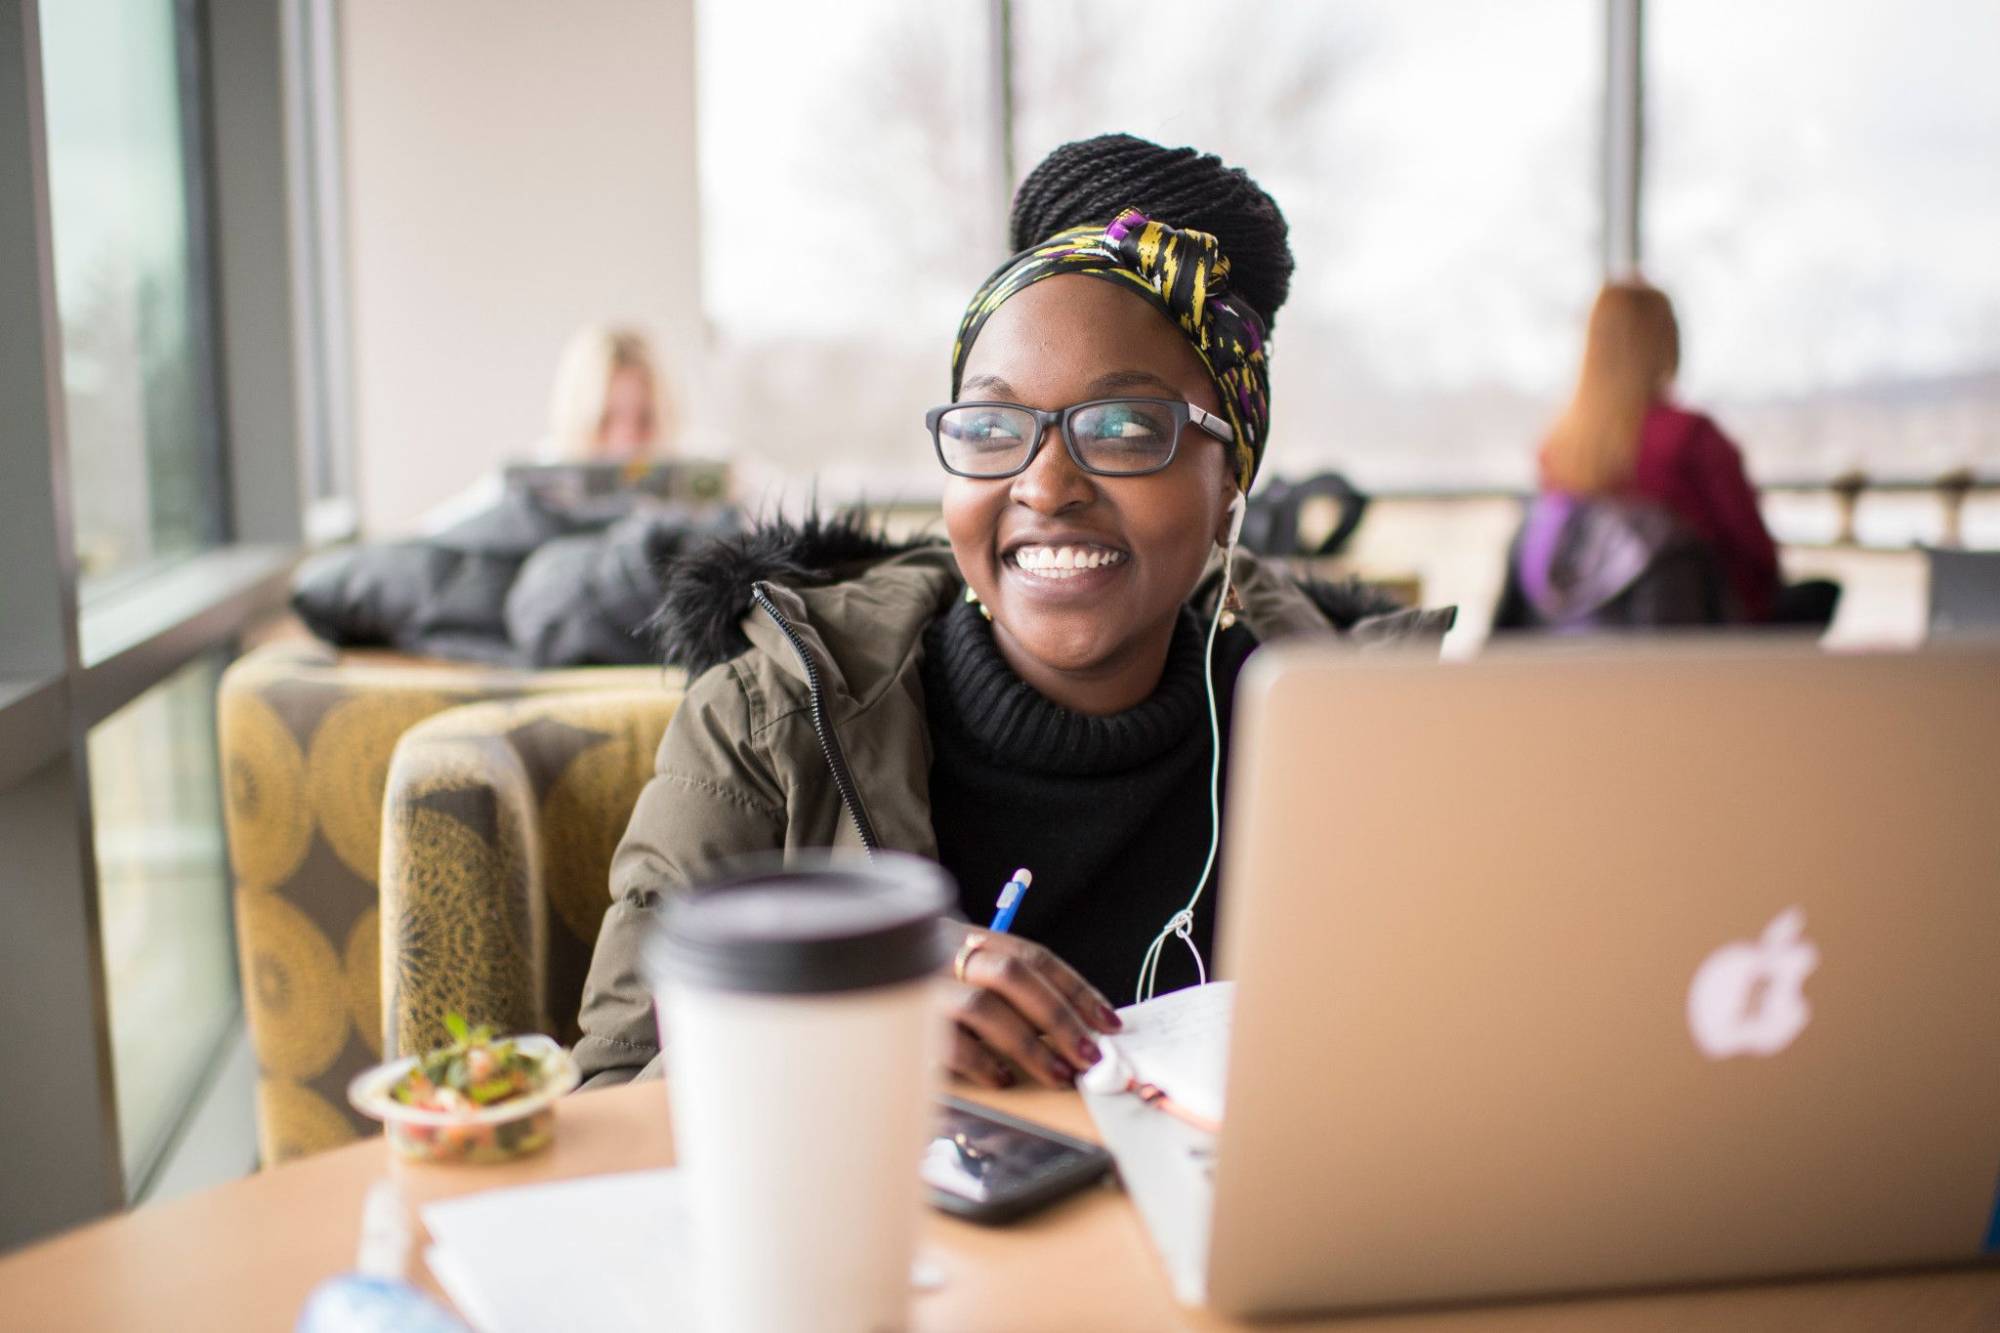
[944,930,1123,1090]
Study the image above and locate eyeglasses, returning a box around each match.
[925,398,1235,480]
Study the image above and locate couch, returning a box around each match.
[217,642,671,1164]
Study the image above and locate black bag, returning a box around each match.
[1239,472,1369,558]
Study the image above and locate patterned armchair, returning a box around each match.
[217,642,670,1165]
[379,690,679,1060]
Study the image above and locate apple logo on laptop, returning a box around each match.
[1686,907,1819,1060]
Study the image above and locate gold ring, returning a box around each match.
[953,933,987,985]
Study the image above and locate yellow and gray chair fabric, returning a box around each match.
[217,642,668,1165]
[379,690,678,1061]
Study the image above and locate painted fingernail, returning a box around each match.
[1049,1059,1076,1083]
[1078,1038,1102,1066]
[1096,1004,1123,1031]
[996,1067,1015,1088]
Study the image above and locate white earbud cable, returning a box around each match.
[1135,506,1241,1003]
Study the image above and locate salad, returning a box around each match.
[390,1013,550,1113]
[349,1015,578,1163]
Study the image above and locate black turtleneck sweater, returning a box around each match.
[921,597,1258,1003]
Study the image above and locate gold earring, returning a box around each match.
[1219,586,1243,630]
[965,584,991,621]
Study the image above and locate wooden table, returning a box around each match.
[4,1081,1997,1331]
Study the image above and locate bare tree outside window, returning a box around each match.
[694,0,998,503]
[1013,0,1598,493]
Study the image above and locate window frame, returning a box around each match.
[0,0,334,1246]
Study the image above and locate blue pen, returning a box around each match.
[988,868,1033,934]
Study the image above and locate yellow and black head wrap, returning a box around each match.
[949,208,1272,492]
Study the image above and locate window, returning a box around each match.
[1647,0,2000,486]
[698,1,1599,498]
[40,0,226,594]
[2,0,308,1244]
[87,653,236,1194]
[1012,0,1600,492]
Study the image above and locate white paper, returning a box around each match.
[419,1169,949,1331]
[1094,981,1235,1125]
[420,1170,693,1332]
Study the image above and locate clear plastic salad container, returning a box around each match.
[348,1031,579,1165]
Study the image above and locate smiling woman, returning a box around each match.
[942,280,1240,715]
[570,134,1455,1096]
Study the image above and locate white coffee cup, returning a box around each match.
[650,852,952,1333]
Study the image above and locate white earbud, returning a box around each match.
[1224,491,1246,550]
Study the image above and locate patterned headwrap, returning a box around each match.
[949,208,1272,491]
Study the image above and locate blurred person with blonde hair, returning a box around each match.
[300,323,735,665]
[538,324,673,463]
[418,325,676,532]
[1537,280,1781,622]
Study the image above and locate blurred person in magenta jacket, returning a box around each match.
[1539,281,1781,622]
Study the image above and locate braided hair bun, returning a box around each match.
[1009,133,1294,333]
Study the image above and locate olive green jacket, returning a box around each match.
[573,544,1452,1086]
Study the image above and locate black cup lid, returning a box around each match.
[653,853,955,995]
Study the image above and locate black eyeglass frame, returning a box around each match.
[924,397,1235,480]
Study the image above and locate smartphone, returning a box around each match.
[921,1096,1114,1225]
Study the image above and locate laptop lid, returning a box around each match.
[1206,640,2000,1317]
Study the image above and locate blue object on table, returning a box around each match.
[296,1274,472,1333]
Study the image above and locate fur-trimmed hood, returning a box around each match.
[652,510,1450,680]
[653,511,943,678]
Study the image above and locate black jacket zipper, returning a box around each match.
[750,582,880,853]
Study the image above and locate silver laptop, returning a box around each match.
[1094,639,2000,1317]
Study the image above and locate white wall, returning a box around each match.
[339,0,701,536]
